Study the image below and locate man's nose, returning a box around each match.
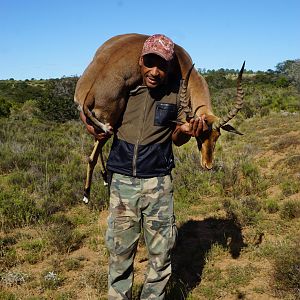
[150,67,159,76]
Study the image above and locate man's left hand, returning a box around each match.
[180,115,208,137]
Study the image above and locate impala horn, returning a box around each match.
[212,61,245,132]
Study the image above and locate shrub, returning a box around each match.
[0,98,12,117]
[21,239,47,264]
[264,198,279,214]
[0,291,17,300]
[0,247,18,271]
[38,77,79,122]
[64,258,82,271]
[0,189,42,231]
[47,214,85,254]
[259,106,270,117]
[223,196,262,226]
[9,99,41,121]
[40,271,64,290]
[273,239,300,299]
[0,271,30,286]
[280,200,300,220]
[281,180,300,197]
[78,267,108,293]
[7,171,35,188]
[286,155,300,169]
[214,155,265,198]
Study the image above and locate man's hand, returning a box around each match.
[180,115,208,137]
[172,114,208,146]
[85,122,112,141]
[80,111,113,141]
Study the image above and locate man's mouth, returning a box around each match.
[147,77,158,85]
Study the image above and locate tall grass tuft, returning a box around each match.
[273,238,300,299]
[47,214,86,254]
[223,196,262,226]
[280,200,300,220]
[0,189,42,231]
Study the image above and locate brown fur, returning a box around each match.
[74,33,234,170]
[75,34,245,202]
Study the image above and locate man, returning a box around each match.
[80,34,207,299]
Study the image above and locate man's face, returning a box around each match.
[139,54,170,88]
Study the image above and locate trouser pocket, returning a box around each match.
[143,214,177,256]
[105,215,140,256]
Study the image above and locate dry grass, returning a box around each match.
[0,112,299,299]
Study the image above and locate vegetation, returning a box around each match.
[0,59,299,299]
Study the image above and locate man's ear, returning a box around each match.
[139,56,143,67]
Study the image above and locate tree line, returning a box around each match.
[0,59,299,121]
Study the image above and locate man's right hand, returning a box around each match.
[80,111,113,141]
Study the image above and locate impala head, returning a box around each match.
[196,115,221,170]
[180,62,245,170]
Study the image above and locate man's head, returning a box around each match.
[139,34,174,88]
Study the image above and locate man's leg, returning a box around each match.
[140,175,177,300]
[105,173,142,300]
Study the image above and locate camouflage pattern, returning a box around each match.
[105,173,177,300]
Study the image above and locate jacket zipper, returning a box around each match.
[132,91,149,176]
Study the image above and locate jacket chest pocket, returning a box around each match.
[154,103,177,126]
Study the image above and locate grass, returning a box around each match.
[21,238,47,264]
[280,179,300,197]
[0,110,299,299]
[40,270,65,290]
[280,199,300,220]
[47,214,86,254]
[264,197,280,214]
[272,238,300,299]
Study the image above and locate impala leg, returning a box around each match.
[83,140,102,203]
[99,150,108,186]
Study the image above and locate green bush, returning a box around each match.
[0,247,18,271]
[280,200,300,220]
[38,77,79,122]
[213,156,265,198]
[264,198,279,214]
[273,239,300,298]
[64,258,82,271]
[21,239,47,264]
[0,98,12,117]
[281,180,300,197]
[0,189,42,231]
[0,235,18,270]
[223,196,262,226]
[0,291,17,300]
[47,214,86,254]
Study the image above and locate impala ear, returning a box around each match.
[221,124,243,135]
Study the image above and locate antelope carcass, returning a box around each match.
[74,33,245,203]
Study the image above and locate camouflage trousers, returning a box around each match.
[105,173,177,300]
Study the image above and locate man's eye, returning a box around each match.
[144,59,155,68]
[143,56,168,71]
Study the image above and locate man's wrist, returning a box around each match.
[172,125,191,146]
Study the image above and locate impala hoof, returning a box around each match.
[83,194,89,204]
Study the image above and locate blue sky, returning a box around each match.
[1,0,299,80]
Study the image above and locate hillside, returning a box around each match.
[0,111,299,299]
[0,61,300,299]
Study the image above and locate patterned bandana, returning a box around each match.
[141,34,174,61]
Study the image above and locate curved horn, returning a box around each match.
[213,61,245,130]
[179,64,195,114]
